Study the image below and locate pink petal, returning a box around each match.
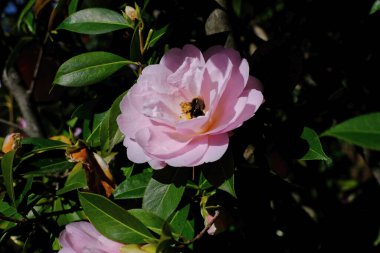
[124,138,150,163]
[148,159,167,170]
[160,44,204,72]
[165,137,209,167]
[195,133,229,164]
[135,126,192,159]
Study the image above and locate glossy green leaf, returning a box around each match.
[57,163,87,195]
[22,138,68,154]
[1,151,16,207]
[54,52,132,87]
[87,111,107,147]
[100,91,127,155]
[142,178,185,220]
[321,112,380,151]
[300,127,330,161]
[147,25,168,49]
[219,174,237,198]
[23,158,73,176]
[129,209,165,235]
[169,204,189,237]
[57,8,133,34]
[79,192,154,243]
[113,170,153,199]
[198,172,212,190]
[182,219,194,241]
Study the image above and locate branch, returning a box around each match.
[1,67,43,137]
[183,210,220,245]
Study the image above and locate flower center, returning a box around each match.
[180,97,205,120]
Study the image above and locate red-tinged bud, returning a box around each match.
[2,133,21,153]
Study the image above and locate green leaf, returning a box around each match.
[1,151,16,207]
[23,158,73,176]
[16,177,33,207]
[78,192,155,243]
[121,165,134,178]
[87,111,107,147]
[198,171,212,190]
[147,25,168,49]
[218,174,237,198]
[370,0,380,14]
[57,8,133,34]
[201,148,236,198]
[68,0,79,15]
[300,127,330,161]
[182,219,194,241]
[57,163,87,195]
[321,112,380,151]
[22,138,68,153]
[0,199,22,228]
[130,25,142,61]
[142,178,185,220]
[100,91,128,155]
[54,52,133,87]
[169,204,189,237]
[129,209,165,235]
[113,170,153,199]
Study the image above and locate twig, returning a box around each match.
[0,118,25,131]
[183,210,220,245]
[0,214,25,224]
[1,67,43,137]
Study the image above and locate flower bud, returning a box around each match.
[2,133,21,153]
[125,6,137,21]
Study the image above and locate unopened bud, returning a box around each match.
[125,6,137,21]
[2,133,21,153]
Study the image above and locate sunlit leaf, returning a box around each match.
[321,112,380,151]
[54,52,133,87]
[100,91,128,155]
[129,209,165,235]
[142,178,185,220]
[169,204,189,237]
[370,0,380,14]
[300,127,330,161]
[57,8,133,34]
[57,163,87,195]
[113,170,153,199]
[79,192,155,243]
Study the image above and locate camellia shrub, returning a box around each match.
[1,0,380,252]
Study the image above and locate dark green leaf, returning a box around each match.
[113,170,153,199]
[121,165,134,178]
[130,26,142,61]
[57,163,87,195]
[182,219,194,241]
[22,138,68,153]
[100,91,128,155]
[142,178,185,220]
[1,151,16,207]
[201,148,236,198]
[79,192,154,243]
[147,25,168,49]
[218,174,236,198]
[16,177,33,207]
[300,127,330,161]
[57,8,133,34]
[198,172,212,190]
[321,112,380,151]
[23,158,73,176]
[54,52,132,87]
[169,204,189,237]
[68,0,79,15]
[87,111,107,147]
[129,209,165,235]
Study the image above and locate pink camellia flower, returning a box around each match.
[117,44,264,169]
[58,221,123,253]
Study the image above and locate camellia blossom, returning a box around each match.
[58,221,124,253]
[117,44,264,169]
